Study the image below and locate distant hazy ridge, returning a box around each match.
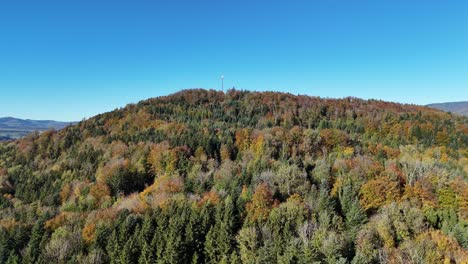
[0,117,74,140]
[426,101,468,116]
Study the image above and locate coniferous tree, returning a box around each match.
[138,241,154,264]
[338,178,367,235]
[6,252,19,264]
[0,229,10,263]
[120,235,138,264]
[22,221,44,264]
[106,231,119,264]
[204,196,236,263]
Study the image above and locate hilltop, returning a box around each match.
[0,89,466,263]
[427,101,468,116]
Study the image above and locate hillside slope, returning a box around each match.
[427,101,468,116]
[0,117,74,140]
[0,89,467,263]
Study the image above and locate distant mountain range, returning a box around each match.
[426,101,468,116]
[0,117,75,140]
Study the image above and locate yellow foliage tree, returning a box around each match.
[235,129,250,151]
[82,223,96,245]
[360,176,401,211]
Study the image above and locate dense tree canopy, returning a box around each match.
[0,89,467,263]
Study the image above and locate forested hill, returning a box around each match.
[0,89,467,263]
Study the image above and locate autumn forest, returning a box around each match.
[0,89,467,263]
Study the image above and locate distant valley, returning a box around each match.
[0,117,75,140]
[426,101,468,115]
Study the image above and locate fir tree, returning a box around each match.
[22,221,44,264]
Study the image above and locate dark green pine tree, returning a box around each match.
[94,225,112,251]
[10,226,29,259]
[106,230,120,264]
[191,253,199,264]
[119,234,138,264]
[118,215,138,244]
[229,251,240,264]
[188,203,214,263]
[204,196,236,263]
[338,177,367,259]
[137,213,155,264]
[338,178,367,236]
[218,196,236,257]
[184,207,202,261]
[139,213,154,245]
[154,210,168,261]
[0,229,10,263]
[204,228,217,264]
[138,241,154,264]
[6,251,19,264]
[163,206,187,263]
[22,221,44,264]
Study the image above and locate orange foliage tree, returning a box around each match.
[246,183,273,224]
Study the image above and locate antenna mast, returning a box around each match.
[220,75,224,92]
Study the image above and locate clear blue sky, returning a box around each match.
[1,0,467,121]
